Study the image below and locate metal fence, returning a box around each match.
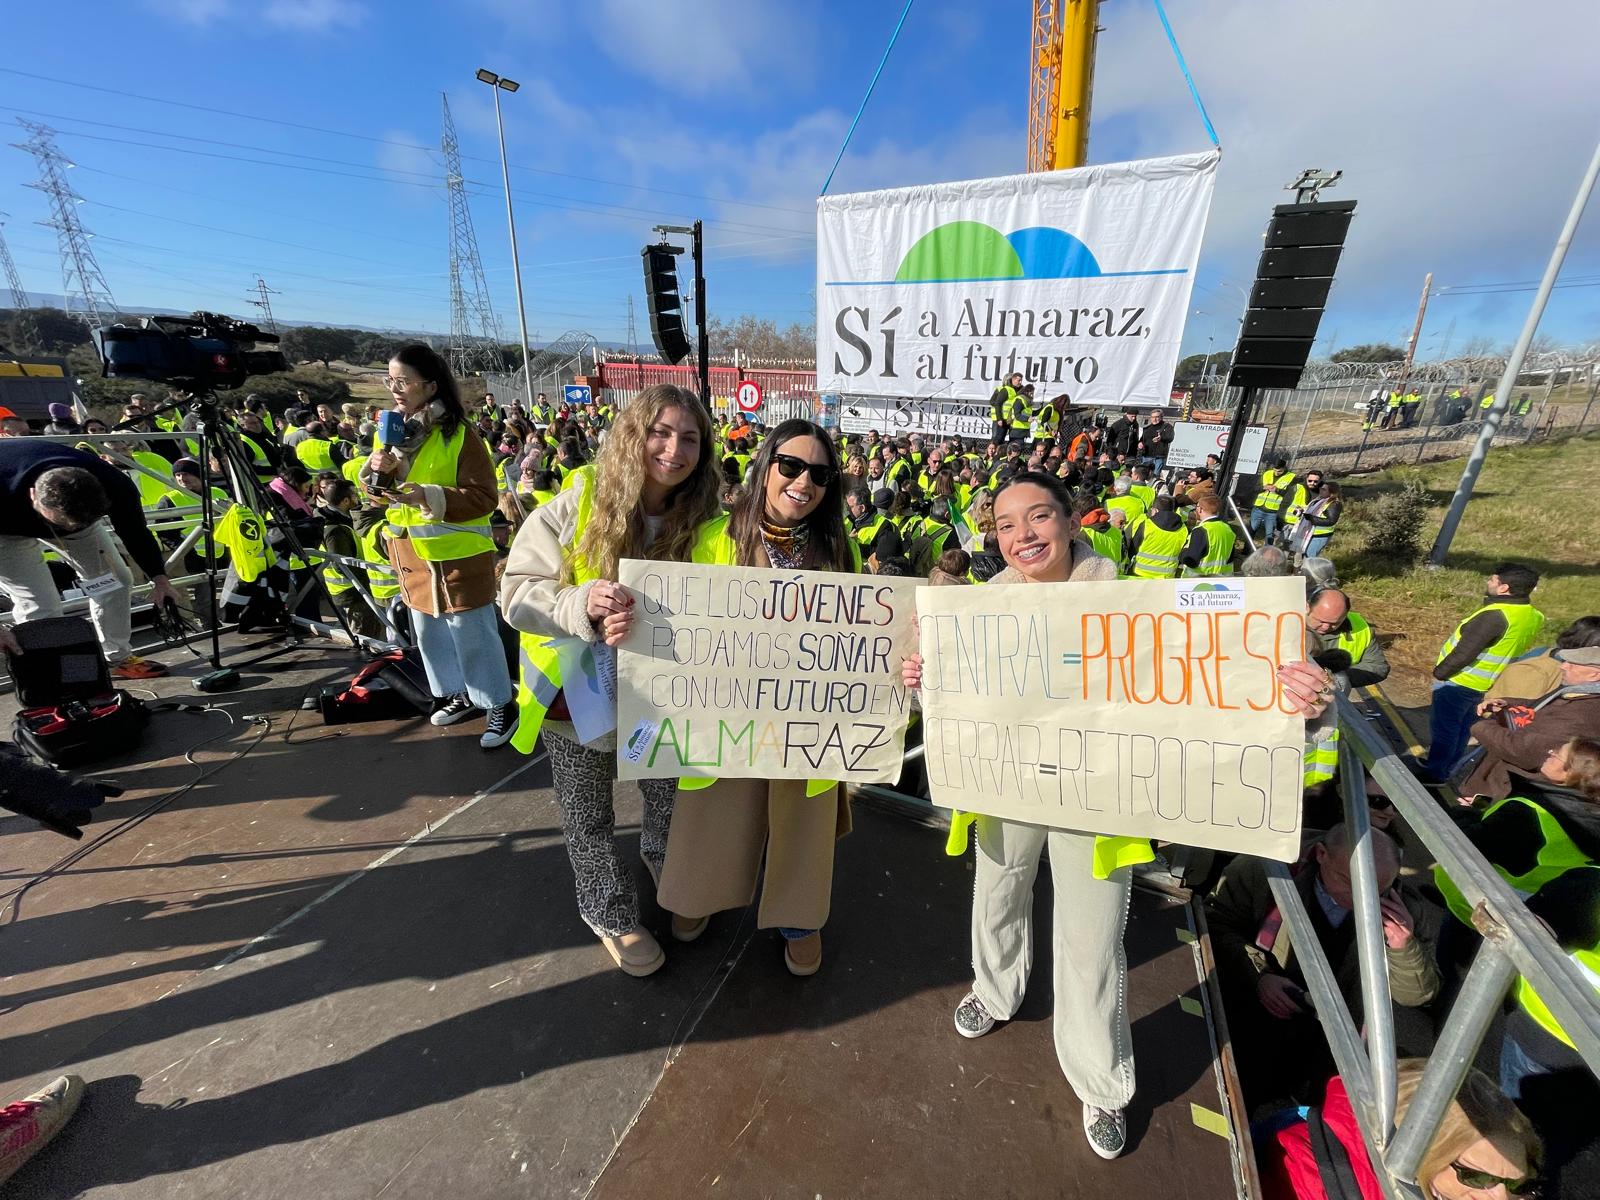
[1270,697,1600,1198]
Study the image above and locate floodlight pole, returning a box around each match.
[1429,132,1600,565]
[479,69,535,405]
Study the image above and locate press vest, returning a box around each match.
[384,424,496,563]
[1437,602,1545,692]
[1131,522,1186,579]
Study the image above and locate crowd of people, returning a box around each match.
[0,357,1594,1196]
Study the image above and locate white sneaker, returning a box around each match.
[1082,1104,1128,1159]
[430,693,477,727]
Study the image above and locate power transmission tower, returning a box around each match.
[0,212,28,309]
[248,274,280,332]
[12,120,118,325]
[626,294,637,355]
[440,94,504,377]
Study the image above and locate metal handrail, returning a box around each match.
[1277,694,1600,1196]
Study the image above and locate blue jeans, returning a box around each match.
[1500,1027,1552,1101]
[1250,509,1279,541]
[413,603,515,710]
[1304,533,1332,559]
[1423,681,1481,780]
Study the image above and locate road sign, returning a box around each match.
[735,380,762,413]
[1167,421,1268,473]
[563,384,592,407]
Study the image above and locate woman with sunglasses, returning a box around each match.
[1259,1060,1541,1199]
[656,419,859,977]
[364,344,517,748]
[500,384,721,976]
[902,470,1335,1160]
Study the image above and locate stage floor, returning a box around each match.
[2,634,1250,1198]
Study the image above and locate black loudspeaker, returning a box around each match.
[641,244,691,364]
[1228,200,1356,391]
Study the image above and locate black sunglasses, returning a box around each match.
[1452,1163,1541,1196]
[772,453,837,487]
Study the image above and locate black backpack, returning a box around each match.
[7,616,148,768]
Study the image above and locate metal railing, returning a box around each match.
[1269,695,1600,1198]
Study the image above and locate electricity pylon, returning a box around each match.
[12,120,118,325]
[441,94,504,376]
[0,213,28,309]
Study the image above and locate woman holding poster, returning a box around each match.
[500,385,721,977]
[656,419,860,977]
[902,471,1335,1160]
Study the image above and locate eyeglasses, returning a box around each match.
[382,377,420,392]
[772,453,837,487]
[1451,1163,1541,1196]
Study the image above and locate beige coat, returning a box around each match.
[363,412,500,616]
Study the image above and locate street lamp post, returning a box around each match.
[476,68,535,406]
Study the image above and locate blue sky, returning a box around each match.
[1,0,1597,360]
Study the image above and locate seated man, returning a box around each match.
[1207,824,1438,1102]
[1460,647,1600,802]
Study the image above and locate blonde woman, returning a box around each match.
[500,385,720,976]
[1259,1061,1540,1199]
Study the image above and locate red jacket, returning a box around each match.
[1259,1077,1384,1200]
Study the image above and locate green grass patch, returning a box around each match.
[1329,432,1600,703]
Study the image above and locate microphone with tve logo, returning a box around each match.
[375,410,406,448]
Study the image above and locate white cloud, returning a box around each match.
[583,0,814,97]
[1088,0,1600,348]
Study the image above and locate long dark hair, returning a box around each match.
[992,469,1075,516]
[729,418,852,572]
[393,343,464,439]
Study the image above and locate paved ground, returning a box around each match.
[2,635,1246,1198]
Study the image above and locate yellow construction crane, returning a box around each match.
[1027,0,1101,172]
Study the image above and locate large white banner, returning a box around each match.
[817,151,1218,405]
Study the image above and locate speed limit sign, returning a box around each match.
[735,380,762,413]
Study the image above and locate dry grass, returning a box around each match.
[1329,432,1600,708]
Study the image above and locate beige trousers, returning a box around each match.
[971,817,1136,1110]
[657,778,848,931]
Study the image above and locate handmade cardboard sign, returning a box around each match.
[614,560,919,783]
[917,575,1308,861]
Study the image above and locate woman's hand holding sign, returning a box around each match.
[587,580,635,647]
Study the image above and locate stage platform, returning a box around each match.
[1,635,1252,1198]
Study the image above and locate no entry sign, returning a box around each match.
[735,380,763,412]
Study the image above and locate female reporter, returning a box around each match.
[901,470,1335,1160]
[364,344,516,748]
[499,385,720,976]
[656,419,859,977]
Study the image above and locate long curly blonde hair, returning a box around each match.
[569,384,719,583]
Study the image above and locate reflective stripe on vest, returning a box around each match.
[1304,725,1339,786]
[1131,523,1186,579]
[1259,473,1295,513]
[512,478,600,753]
[384,425,496,562]
[359,525,400,600]
[1437,602,1546,692]
[1187,518,1235,576]
[1433,796,1591,927]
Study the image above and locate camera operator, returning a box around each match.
[0,439,177,679]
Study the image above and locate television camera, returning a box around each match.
[92,312,288,392]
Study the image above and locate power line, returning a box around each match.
[441,93,504,376]
[248,275,280,332]
[0,68,814,217]
[11,120,119,325]
[0,212,29,309]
